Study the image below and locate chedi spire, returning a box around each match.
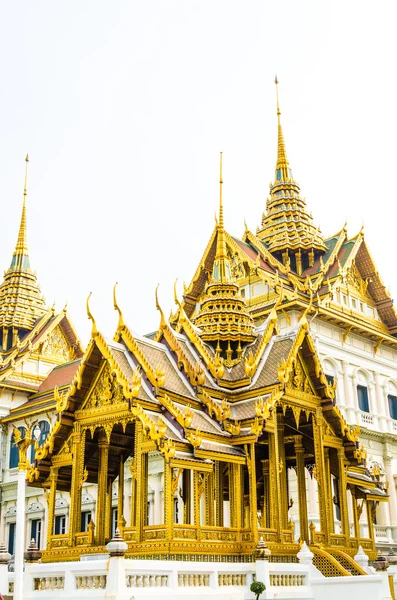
[193,154,255,365]
[257,78,326,275]
[0,156,47,350]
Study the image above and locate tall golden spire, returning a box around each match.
[11,154,30,269]
[193,153,256,363]
[0,155,47,340]
[274,76,291,182]
[257,79,327,264]
[213,152,231,283]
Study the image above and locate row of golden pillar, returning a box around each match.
[45,416,375,552]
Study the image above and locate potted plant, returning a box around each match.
[250,580,266,599]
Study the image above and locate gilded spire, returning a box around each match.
[11,155,30,270]
[213,152,231,283]
[0,156,47,340]
[274,76,291,182]
[256,80,327,263]
[192,153,256,364]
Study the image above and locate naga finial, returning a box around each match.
[86,292,98,337]
[155,284,166,328]
[113,282,125,332]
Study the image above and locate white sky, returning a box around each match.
[0,1,396,345]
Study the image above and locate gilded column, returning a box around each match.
[206,470,215,526]
[262,460,269,528]
[351,487,360,546]
[248,443,258,544]
[294,437,309,542]
[117,455,125,533]
[312,410,330,543]
[214,462,224,526]
[68,423,85,546]
[193,471,201,539]
[96,431,109,545]
[183,469,191,524]
[164,458,173,541]
[105,478,112,540]
[134,422,144,541]
[324,448,334,535]
[337,447,350,542]
[234,463,242,534]
[366,498,375,550]
[277,414,288,529]
[46,467,58,550]
[269,415,283,540]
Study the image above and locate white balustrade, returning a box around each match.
[126,573,168,587]
[360,412,374,426]
[75,574,107,589]
[374,525,389,542]
[270,573,306,586]
[177,572,210,586]
[34,576,65,590]
[218,573,247,586]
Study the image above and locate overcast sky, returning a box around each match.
[0,1,396,344]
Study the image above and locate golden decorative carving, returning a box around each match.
[42,327,70,360]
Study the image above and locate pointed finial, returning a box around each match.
[274,78,290,182]
[24,154,29,198]
[174,279,183,310]
[155,283,166,327]
[11,155,31,269]
[219,151,223,230]
[86,292,98,337]
[113,283,125,332]
[275,75,280,119]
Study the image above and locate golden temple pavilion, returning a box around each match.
[4,82,392,575]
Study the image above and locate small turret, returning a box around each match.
[193,153,256,365]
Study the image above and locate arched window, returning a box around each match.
[31,421,50,462]
[356,371,370,413]
[357,385,370,413]
[9,427,26,469]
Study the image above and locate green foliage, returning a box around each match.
[250,580,266,599]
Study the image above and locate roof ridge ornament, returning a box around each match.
[86,292,98,337]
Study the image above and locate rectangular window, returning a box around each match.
[54,515,66,535]
[388,395,397,420]
[111,508,118,538]
[342,294,348,305]
[80,511,92,533]
[351,298,357,310]
[8,522,15,555]
[357,385,370,413]
[31,519,42,549]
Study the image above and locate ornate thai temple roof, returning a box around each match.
[256,78,327,266]
[0,156,47,341]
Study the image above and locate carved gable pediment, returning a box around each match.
[83,362,125,410]
[288,354,315,395]
[42,326,73,361]
[345,261,371,300]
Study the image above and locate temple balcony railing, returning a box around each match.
[49,534,69,550]
[374,525,392,543]
[329,533,347,547]
[359,411,374,427]
[173,524,198,540]
[143,525,167,541]
[200,526,239,542]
